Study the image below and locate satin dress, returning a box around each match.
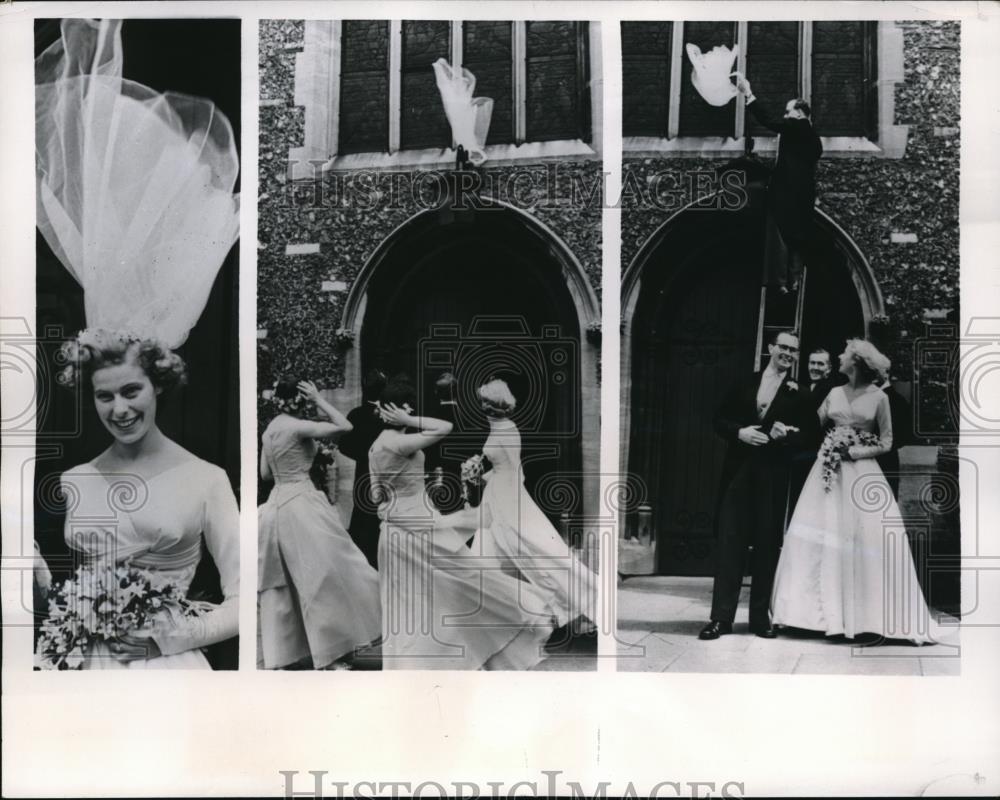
[771,386,950,644]
[475,418,598,628]
[370,432,554,670]
[61,458,239,669]
[257,416,381,669]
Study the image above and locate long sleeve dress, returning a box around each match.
[61,458,239,669]
[771,385,948,643]
[476,418,598,627]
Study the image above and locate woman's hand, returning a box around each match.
[297,380,322,403]
[845,445,864,462]
[377,402,414,428]
[108,634,162,663]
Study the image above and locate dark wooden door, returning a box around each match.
[630,226,760,575]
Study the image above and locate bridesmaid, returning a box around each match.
[258,378,380,669]
[370,378,554,670]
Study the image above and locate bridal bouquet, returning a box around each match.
[460,454,486,506]
[819,426,882,492]
[35,563,207,670]
[311,441,338,495]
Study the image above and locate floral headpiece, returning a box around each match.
[263,379,310,416]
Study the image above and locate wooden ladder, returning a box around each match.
[753,267,808,379]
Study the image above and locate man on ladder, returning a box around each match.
[733,72,823,295]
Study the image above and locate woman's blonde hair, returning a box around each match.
[477,378,516,417]
[845,338,891,383]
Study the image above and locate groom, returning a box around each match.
[700,329,817,640]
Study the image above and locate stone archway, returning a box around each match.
[334,201,601,526]
[620,202,884,575]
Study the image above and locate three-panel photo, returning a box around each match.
[29,15,961,677]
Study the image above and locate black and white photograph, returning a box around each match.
[3,3,1000,798]
[31,17,242,670]
[256,19,603,671]
[617,20,962,674]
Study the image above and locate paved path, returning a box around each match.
[616,576,959,675]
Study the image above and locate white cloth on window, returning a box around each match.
[432,58,494,166]
[685,43,740,107]
[35,19,240,348]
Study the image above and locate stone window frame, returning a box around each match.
[623,20,908,160]
[289,20,603,179]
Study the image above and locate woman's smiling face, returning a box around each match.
[91,359,160,444]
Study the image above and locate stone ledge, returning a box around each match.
[285,242,321,256]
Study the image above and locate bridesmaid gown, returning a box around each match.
[370,432,554,670]
[771,385,952,644]
[257,416,381,669]
[60,458,240,669]
[475,418,598,627]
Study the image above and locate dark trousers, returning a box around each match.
[347,505,381,569]
[876,451,902,501]
[711,457,789,628]
[763,210,805,291]
[787,451,817,521]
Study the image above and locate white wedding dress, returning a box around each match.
[61,459,240,669]
[474,418,598,628]
[370,432,555,670]
[771,386,952,644]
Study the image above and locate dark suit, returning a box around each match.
[338,404,384,567]
[711,368,818,628]
[875,384,913,500]
[423,400,467,513]
[808,375,838,410]
[747,98,823,288]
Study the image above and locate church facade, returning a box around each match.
[258,20,603,537]
[619,20,960,604]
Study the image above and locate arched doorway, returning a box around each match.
[340,202,600,530]
[622,203,883,576]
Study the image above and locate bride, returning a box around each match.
[473,379,598,629]
[56,332,239,668]
[35,19,241,668]
[771,340,947,644]
[370,378,555,670]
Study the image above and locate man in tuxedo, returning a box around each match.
[734,73,823,293]
[700,330,818,640]
[338,368,387,568]
[806,349,837,408]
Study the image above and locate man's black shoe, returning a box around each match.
[698,621,733,640]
